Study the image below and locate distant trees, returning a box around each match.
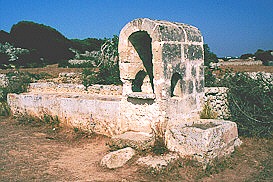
[240,53,254,59]
[0,21,105,68]
[254,49,273,66]
[0,30,10,44]
[203,44,218,66]
[70,38,104,53]
[10,21,74,65]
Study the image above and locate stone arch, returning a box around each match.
[128,31,154,92]
[171,73,182,97]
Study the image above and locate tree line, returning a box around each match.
[0,21,104,68]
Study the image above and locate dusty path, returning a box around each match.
[1,116,272,181]
[0,117,142,181]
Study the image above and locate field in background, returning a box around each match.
[220,65,273,73]
[0,64,273,79]
[0,64,83,78]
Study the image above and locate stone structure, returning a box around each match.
[118,18,204,133]
[7,18,240,163]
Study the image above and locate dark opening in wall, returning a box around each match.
[171,73,182,97]
[132,70,147,92]
[129,31,154,92]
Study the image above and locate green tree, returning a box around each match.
[254,49,273,65]
[10,21,74,66]
[240,53,254,59]
[204,44,218,66]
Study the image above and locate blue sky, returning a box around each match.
[0,0,272,57]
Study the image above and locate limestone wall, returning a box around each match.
[0,74,8,87]
[8,92,122,136]
[29,82,122,96]
[215,60,263,66]
[204,87,230,119]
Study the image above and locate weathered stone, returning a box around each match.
[0,74,8,87]
[100,147,135,169]
[127,93,155,100]
[108,132,155,151]
[137,152,179,173]
[204,87,230,119]
[165,119,240,164]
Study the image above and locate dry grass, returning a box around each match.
[220,65,273,73]
[0,64,83,78]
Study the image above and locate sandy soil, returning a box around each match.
[1,116,272,181]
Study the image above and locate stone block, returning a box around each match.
[136,152,179,173]
[165,119,240,164]
[108,131,155,151]
[100,147,135,169]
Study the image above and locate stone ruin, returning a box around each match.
[8,18,241,166]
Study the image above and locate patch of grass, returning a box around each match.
[16,114,42,126]
[43,114,60,129]
[200,101,218,119]
[0,101,10,116]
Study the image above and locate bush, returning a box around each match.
[224,73,273,138]
[81,35,122,87]
[206,68,273,138]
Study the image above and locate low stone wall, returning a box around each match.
[28,82,122,96]
[246,72,273,83]
[215,60,263,66]
[8,92,123,136]
[204,87,230,119]
[0,74,8,87]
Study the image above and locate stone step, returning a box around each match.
[108,131,155,151]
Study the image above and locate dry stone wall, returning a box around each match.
[204,87,230,119]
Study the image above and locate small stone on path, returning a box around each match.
[101,147,135,169]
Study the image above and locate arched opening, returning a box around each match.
[132,70,147,92]
[129,31,154,92]
[171,73,182,97]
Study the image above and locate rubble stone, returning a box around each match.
[100,147,135,169]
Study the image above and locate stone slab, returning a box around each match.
[108,131,155,151]
[137,152,179,173]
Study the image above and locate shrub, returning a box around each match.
[81,35,122,87]
[43,114,60,129]
[82,68,98,89]
[200,102,218,119]
[224,73,273,138]
[206,68,273,138]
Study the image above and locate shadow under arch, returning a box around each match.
[129,31,154,92]
[132,70,147,92]
[171,72,182,97]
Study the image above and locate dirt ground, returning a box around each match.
[0,116,272,181]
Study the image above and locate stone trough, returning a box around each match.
[166,119,241,164]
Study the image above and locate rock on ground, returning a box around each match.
[100,147,135,169]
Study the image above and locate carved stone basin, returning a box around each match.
[165,119,242,164]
